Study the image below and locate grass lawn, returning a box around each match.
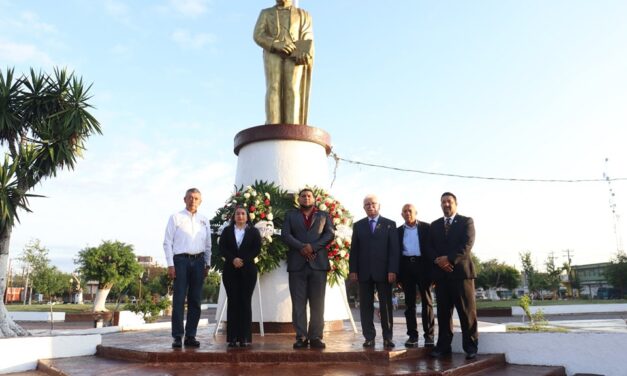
[476,299,627,309]
[5,303,119,313]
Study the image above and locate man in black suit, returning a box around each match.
[349,194,400,349]
[397,204,435,348]
[429,192,478,360]
[282,188,335,349]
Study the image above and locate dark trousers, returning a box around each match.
[223,264,258,343]
[399,256,434,341]
[171,254,205,338]
[434,278,478,354]
[288,264,327,340]
[358,279,393,341]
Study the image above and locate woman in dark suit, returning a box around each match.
[220,206,262,347]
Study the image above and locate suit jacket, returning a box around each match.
[219,224,262,270]
[349,216,400,283]
[253,6,313,52]
[282,209,335,272]
[397,221,433,279]
[429,214,476,280]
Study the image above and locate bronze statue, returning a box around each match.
[254,0,314,125]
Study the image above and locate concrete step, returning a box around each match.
[36,355,566,376]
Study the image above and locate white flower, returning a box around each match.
[265,192,271,199]
[243,203,248,207]
[333,217,340,225]
[251,190,257,197]
[267,213,274,221]
[339,250,347,258]
[249,213,255,220]
[243,192,250,199]
[254,257,259,264]
[318,204,327,211]
[335,224,353,240]
[254,220,275,239]
[221,214,227,220]
[336,209,342,216]
[245,185,252,191]
[231,199,237,204]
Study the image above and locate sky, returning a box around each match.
[2,0,626,274]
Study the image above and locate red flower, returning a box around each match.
[260,212,266,219]
[235,192,241,196]
[264,199,270,206]
[249,206,256,212]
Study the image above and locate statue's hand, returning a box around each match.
[272,41,296,56]
[295,52,311,65]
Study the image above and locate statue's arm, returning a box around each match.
[253,10,274,51]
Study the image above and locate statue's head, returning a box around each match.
[276,0,293,8]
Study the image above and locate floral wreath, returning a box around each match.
[210,181,353,286]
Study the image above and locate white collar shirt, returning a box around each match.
[163,209,212,267]
[402,222,421,257]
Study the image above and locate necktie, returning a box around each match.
[369,219,376,234]
[444,217,452,235]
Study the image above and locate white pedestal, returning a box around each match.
[235,139,329,192]
[215,261,350,325]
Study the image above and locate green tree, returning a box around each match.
[476,259,521,291]
[34,266,70,301]
[605,251,627,298]
[545,254,563,299]
[75,240,142,312]
[0,68,101,337]
[520,251,538,296]
[18,239,50,304]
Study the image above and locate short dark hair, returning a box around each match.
[441,192,457,203]
[298,188,314,196]
[186,187,201,195]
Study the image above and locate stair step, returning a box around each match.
[466,364,566,376]
[37,353,508,376]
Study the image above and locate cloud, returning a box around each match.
[0,39,54,66]
[167,0,211,18]
[171,29,216,50]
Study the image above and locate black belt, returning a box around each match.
[175,253,204,259]
[402,255,422,263]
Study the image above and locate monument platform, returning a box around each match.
[27,327,566,376]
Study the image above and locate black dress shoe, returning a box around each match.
[240,341,251,348]
[404,336,418,348]
[172,336,182,348]
[466,352,477,360]
[309,338,326,349]
[424,339,435,348]
[293,338,309,349]
[184,336,200,347]
[227,341,238,348]
[430,348,452,358]
[362,339,375,348]
[383,339,395,349]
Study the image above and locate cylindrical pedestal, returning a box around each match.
[215,261,349,333]
[233,124,331,192]
[215,124,351,333]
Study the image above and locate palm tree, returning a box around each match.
[0,67,101,337]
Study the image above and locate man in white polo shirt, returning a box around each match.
[163,188,212,348]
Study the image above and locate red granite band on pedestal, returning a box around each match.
[234,124,332,156]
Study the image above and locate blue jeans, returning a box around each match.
[171,254,205,338]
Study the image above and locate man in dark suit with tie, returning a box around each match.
[397,204,435,348]
[282,188,335,349]
[429,192,478,360]
[349,194,400,349]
